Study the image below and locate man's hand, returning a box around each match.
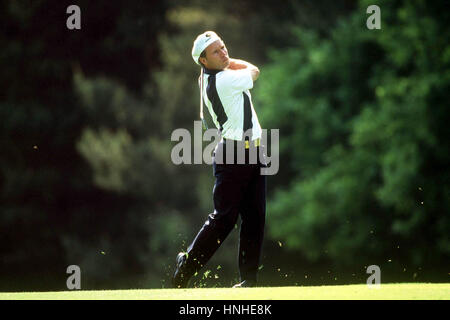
[227,59,247,70]
[227,58,260,81]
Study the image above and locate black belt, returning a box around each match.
[223,138,261,149]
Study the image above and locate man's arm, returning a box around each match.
[227,58,260,81]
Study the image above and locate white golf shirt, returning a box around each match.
[201,68,262,141]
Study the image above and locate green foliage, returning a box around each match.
[256,0,450,267]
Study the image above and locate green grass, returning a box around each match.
[1,283,448,300]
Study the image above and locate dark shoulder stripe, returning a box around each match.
[206,74,228,131]
[243,92,253,140]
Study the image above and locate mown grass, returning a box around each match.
[1,283,448,300]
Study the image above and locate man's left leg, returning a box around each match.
[236,165,266,286]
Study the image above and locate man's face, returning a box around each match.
[200,40,230,70]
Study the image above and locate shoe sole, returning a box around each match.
[172,253,187,288]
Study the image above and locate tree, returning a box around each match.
[255,0,450,278]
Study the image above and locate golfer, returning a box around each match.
[172,31,266,288]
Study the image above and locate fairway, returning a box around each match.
[1,283,448,300]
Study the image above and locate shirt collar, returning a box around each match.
[203,67,222,75]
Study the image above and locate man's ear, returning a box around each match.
[199,57,207,67]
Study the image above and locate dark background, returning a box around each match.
[0,0,449,291]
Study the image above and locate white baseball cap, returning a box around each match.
[191,31,222,65]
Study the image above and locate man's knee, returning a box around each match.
[207,209,239,232]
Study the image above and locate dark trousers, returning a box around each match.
[185,141,267,282]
